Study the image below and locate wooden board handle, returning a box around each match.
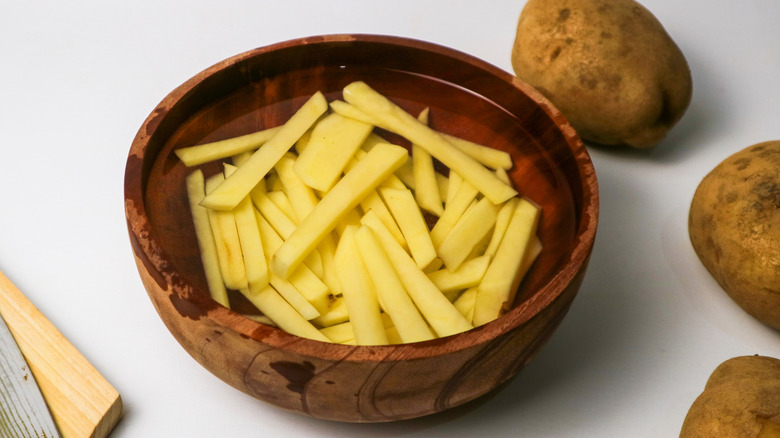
[0,269,123,438]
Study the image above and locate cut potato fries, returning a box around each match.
[360,211,473,338]
[185,170,229,307]
[380,187,438,271]
[175,126,282,167]
[200,92,328,211]
[224,164,269,295]
[342,81,517,204]
[353,224,435,343]
[271,142,409,279]
[411,108,444,216]
[334,226,388,345]
[177,82,542,344]
[472,198,541,326]
[204,173,248,291]
[294,112,373,192]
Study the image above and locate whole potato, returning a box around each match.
[511,0,692,148]
[680,355,780,437]
[688,141,780,330]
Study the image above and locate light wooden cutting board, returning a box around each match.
[0,269,123,438]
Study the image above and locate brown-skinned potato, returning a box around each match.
[511,0,692,148]
[688,141,780,330]
[680,355,780,438]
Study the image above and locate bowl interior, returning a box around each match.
[132,34,591,336]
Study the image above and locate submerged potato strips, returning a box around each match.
[176,81,542,345]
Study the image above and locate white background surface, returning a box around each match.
[1,1,778,436]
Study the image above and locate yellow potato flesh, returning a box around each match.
[293,112,373,192]
[411,108,444,216]
[437,197,500,271]
[179,83,543,343]
[239,286,328,342]
[353,224,435,343]
[184,170,229,307]
[255,213,330,315]
[427,254,491,293]
[200,91,328,210]
[380,187,438,271]
[472,198,540,326]
[333,226,388,345]
[341,82,516,203]
[430,177,480,247]
[175,126,281,167]
[204,173,248,291]
[224,164,269,295]
[271,143,408,279]
[361,211,473,338]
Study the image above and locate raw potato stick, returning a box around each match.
[200,91,328,210]
[233,195,270,294]
[265,190,297,221]
[427,254,491,293]
[274,154,320,223]
[429,176,480,247]
[293,112,373,192]
[440,132,513,171]
[437,197,500,271]
[361,210,473,337]
[380,187,438,271]
[315,234,342,296]
[331,99,513,171]
[204,173,248,291]
[353,225,435,343]
[484,197,519,256]
[495,167,511,185]
[453,287,478,322]
[411,108,444,216]
[265,270,321,321]
[312,296,349,327]
[231,150,254,167]
[185,170,229,307]
[253,189,326,279]
[175,126,282,166]
[252,211,321,319]
[472,198,541,326]
[347,149,410,249]
[394,158,416,190]
[346,148,408,248]
[319,320,356,344]
[334,226,389,345]
[255,212,331,315]
[329,99,379,126]
[293,128,313,154]
[274,154,342,294]
[239,286,328,342]
[224,164,269,294]
[446,171,463,207]
[341,82,516,203]
[342,81,511,201]
[358,190,408,249]
[436,172,449,203]
[271,143,409,279]
[251,189,298,238]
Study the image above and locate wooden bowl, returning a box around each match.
[124,34,598,422]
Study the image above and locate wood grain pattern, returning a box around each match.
[124,34,599,422]
[0,270,123,437]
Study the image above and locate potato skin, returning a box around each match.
[680,355,780,438]
[511,0,692,148]
[688,141,780,330]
